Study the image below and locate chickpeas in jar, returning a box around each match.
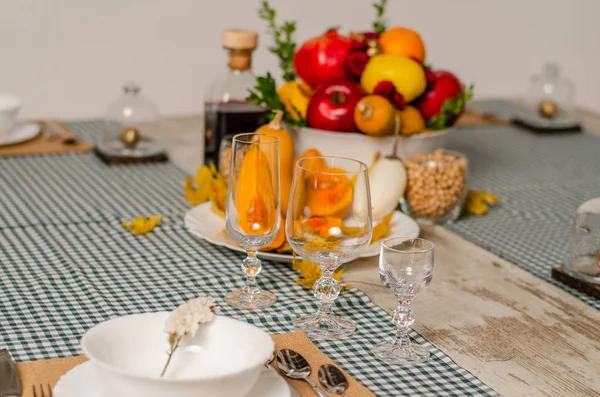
[403,150,468,223]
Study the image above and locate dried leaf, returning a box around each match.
[123,215,162,235]
[465,189,498,216]
[292,257,345,292]
[184,164,228,218]
[371,213,394,242]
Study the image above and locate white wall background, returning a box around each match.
[0,0,598,119]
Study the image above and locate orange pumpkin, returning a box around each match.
[235,146,277,235]
[296,148,326,172]
[306,167,353,219]
[255,111,295,218]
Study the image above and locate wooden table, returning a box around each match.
[149,109,600,397]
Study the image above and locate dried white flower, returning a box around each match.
[161,295,219,377]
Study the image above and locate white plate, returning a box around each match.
[184,202,420,263]
[0,123,40,146]
[55,361,295,397]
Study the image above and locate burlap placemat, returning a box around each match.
[457,107,509,127]
[15,331,373,397]
[0,120,93,157]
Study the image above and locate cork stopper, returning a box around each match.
[223,29,258,50]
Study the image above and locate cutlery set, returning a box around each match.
[0,347,349,397]
[276,349,351,397]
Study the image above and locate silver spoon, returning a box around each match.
[318,364,350,396]
[276,349,327,397]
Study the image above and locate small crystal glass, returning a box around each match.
[373,237,434,365]
[225,133,280,310]
[286,157,372,339]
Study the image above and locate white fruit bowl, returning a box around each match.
[290,126,452,164]
[81,312,274,397]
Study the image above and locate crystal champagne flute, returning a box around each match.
[286,156,372,339]
[225,133,279,310]
[374,237,434,365]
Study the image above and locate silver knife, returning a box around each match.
[0,349,20,397]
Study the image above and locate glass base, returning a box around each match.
[293,312,356,339]
[225,288,276,310]
[97,140,165,159]
[373,340,430,365]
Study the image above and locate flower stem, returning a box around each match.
[161,335,182,377]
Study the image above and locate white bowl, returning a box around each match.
[291,126,452,164]
[81,312,274,397]
[0,94,22,133]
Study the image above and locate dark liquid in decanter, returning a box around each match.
[204,101,268,168]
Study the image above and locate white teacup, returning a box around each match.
[0,94,22,133]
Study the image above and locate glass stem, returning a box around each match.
[242,249,262,296]
[392,299,414,347]
[314,266,340,316]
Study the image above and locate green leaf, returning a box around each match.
[426,84,475,130]
[245,73,306,128]
[258,1,297,82]
[372,0,388,34]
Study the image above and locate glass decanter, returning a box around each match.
[203,29,268,175]
[99,82,165,159]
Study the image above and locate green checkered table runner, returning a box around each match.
[0,121,497,396]
[446,100,600,310]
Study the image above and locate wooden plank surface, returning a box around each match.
[158,110,600,397]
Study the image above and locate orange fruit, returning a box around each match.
[379,27,426,63]
[399,106,426,136]
[354,95,397,136]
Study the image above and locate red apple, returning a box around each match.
[307,79,365,132]
[417,70,463,121]
[294,29,353,88]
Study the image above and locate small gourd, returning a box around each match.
[235,146,277,235]
[255,111,295,218]
[306,167,353,219]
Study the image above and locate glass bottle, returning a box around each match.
[99,82,164,158]
[203,29,268,173]
[527,62,575,117]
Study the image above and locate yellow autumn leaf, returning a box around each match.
[184,164,228,217]
[292,257,346,292]
[465,190,499,216]
[341,212,392,242]
[123,215,162,235]
[371,213,394,242]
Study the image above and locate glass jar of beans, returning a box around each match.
[401,150,468,224]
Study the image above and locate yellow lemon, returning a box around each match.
[361,55,427,103]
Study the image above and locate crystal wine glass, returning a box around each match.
[286,156,372,339]
[225,133,280,310]
[373,237,434,365]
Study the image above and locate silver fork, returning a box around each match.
[32,383,53,397]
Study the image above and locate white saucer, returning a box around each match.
[0,123,40,146]
[54,361,297,397]
[184,202,420,264]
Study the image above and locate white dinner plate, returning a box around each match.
[54,361,296,397]
[0,123,40,146]
[184,202,420,263]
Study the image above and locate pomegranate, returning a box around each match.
[306,79,365,132]
[294,29,352,88]
[417,70,463,121]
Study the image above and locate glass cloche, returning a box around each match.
[98,82,165,159]
[527,62,575,119]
